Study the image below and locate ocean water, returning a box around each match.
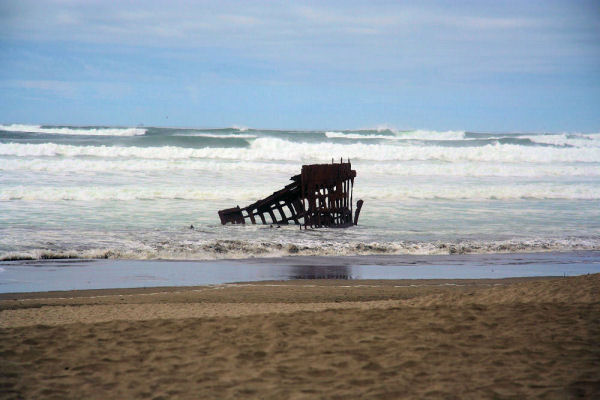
[1,124,599,261]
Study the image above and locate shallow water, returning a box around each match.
[1,251,599,293]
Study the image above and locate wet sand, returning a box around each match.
[1,275,599,399]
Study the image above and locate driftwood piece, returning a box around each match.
[218,161,363,228]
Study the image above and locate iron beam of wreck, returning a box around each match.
[217,160,364,228]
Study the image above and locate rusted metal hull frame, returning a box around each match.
[218,161,363,228]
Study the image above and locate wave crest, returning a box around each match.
[0,124,146,136]
[326,130,466,141]
[173,132,257,138]
[1,158,598,177]
[2,237,598,261]
[2,139,599,163]
[3,184,600,201]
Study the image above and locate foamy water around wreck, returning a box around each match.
[1,124,599,261]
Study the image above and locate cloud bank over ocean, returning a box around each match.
[1,1,598,131]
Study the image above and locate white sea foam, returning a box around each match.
[173,133,257,138]
[358,162,600,177]
[0,186,269,202]
[325,131,395,140]
[354,184,600,201]
[521,133,600,148]
[326,130,466,141]
[395,130,466,140]
[3,183,600,201]
[2,139,600,163]
[0,124,146,136]
[1,237,598,261]
[0,158,296,174]
[1,158,599,178]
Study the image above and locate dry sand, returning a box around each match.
[1,275,599,399]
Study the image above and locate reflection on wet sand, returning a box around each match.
[289,265,352,280]
[1,251,600,293]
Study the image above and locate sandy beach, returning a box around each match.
[3,0,599,399]
[0,274,598,399]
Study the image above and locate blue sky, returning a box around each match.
[0,0,599,132]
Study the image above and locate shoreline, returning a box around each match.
[3,248,599,264]
[1,250,599,294]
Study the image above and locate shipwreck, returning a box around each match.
[218,160,363,228]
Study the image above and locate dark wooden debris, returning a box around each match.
[218,160,363,228]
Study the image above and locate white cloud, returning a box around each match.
[1,79,132,100]
[0,1,597,78]
[2,1,548,45]
[4,80,78,96]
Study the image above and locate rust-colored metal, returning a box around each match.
[218,160,363,228]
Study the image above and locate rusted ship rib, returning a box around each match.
[218,160,363,228]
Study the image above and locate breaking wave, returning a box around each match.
[0,186,268,201]
[2,237,598,261]
[173,132,257,138]
[2,138,600,163]
[520,132,600,148]
[326,131,397,140]
[395,130,467,140]
[3,184,600,201]
[0,124,146,136]
[2,158,598,177]
[326,130,466,140]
